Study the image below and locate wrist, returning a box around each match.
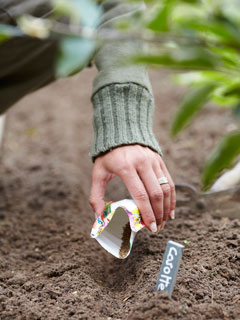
[91,83,162,161]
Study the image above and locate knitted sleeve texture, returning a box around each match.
[91,0,162,160]
[91,83,162,158]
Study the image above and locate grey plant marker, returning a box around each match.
[155,240,184,297]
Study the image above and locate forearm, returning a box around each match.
[91,82,162,159]
[92,0,152,95]
[91,0,162,160]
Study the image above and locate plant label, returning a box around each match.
[155,240,184,297]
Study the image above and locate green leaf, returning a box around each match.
[174,71,233,87]
[0,24,23,43]
[181,18,240,46]
[202,131,240,189]
[171,84,216,136]
[133,47,218,70]
[52,0,102,78]
[180,0,199,3]
[56,36,96,78]
[222,83,240,97]
[211,85,239,107]
[0,33,9,43]
[147,1,173,32]
[210,46,240,68]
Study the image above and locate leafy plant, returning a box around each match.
[128,0,240,189]
[52,0,102,77]
[0,0,102,77]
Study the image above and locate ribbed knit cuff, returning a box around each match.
[91,83,163,160]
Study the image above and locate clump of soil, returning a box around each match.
[119,222,131,259]
[0,68,239,319]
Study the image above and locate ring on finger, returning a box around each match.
[158,176,169,185]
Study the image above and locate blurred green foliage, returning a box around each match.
[171,84,216,136]
[0,24,23,41]
[202,131,240,187]
[130,0,240,189]
[0,0,102,77]
[52,0,102,77]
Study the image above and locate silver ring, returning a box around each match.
[158,177,169,185]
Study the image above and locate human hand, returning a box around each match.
[89,145,176,233]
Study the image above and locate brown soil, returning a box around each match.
[0,68,239,320]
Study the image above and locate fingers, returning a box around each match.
[89,164,110,217]
[137,164,164,230]
[89,146,176,235]
[119,168,158,233]
[152,162,171,227]
[159,159,176,220]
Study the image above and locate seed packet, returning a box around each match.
[90,199,145,259]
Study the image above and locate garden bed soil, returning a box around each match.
[0,68,239,320]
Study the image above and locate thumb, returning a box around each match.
[89,167,109,217]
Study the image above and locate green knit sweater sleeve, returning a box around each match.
[91,0,162,160]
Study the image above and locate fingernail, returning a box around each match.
[162,221,166,229]
[150,222,157,233]
[159,221,165,230]
[157,225,161,232]
[170,210,175,220]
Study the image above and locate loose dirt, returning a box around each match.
[0,68,239,319]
